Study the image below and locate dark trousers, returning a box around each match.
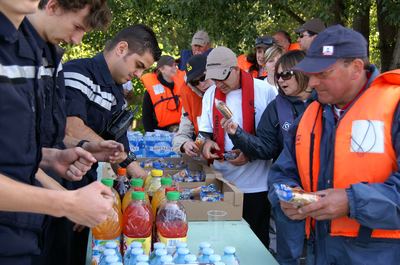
[0,256,32,265]
[242,191,271,249]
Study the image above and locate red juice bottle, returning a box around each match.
[156,191,188,254]
[123,191,153,255]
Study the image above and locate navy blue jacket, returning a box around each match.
[178,48,212,71]
[64,53,128,186]
[0,14,46,257]
[268,66,400,264]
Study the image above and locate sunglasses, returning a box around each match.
[189,75,206,86]
[298,32,315,39]
[255,37,274,46]
[276,70,295,81]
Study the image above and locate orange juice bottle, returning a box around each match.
[122,178,150,211]
[151,177,173,218]
[91,178,123,265]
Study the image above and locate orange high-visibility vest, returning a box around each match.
[180,83,203,135]
[141,71,184,128]
[295,70,400,239]
[237,54,267,79]
[288,43,300,51]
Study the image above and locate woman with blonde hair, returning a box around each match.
[263,44,285,92]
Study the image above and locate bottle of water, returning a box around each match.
[173,247,189,264]
[137,254,150,264]
[197,242,211,257]
[209,254,222,263]
[104,241,122,262]
[184,254,198,264]
[104,255,119,264]
[149,242,166,261]
[151,249,167,265]
[198,247,214,263]
[124,242,143,264]
[128,248,145,265]
[160,254,174,265]
[99,249,117,265]
[221,246,240,265]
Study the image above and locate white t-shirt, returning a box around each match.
[198,78,277,193]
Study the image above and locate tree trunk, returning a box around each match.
[376,0,397,72]
[331,0,345,25]
[390,28,400,70]
[352,0,371,53]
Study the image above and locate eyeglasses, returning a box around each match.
[298,32,315,39]
[189,75,206,86]
[276,70,295,81]
[212,68,232,82]
[255,36,274,46]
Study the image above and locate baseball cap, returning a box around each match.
[255,35,275,49]
[186,54,207,82]
[191,30,210,46]
[294,25,368,73]
[156,55,175,69]
[295,18,326,34]
[205,46,237,80]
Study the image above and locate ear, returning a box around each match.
[350,59,365,80]
[115,41,129,57]
[45,0,60,15]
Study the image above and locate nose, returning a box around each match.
[71,31,85,45]
[308,75,320,88]
[133,69,145,78]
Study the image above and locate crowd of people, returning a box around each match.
[1,1,399,265]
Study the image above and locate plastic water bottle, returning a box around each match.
[184,254,198,264]
[160,255,174,265]
[151,248,167,265]
[105,255,119,264]
[137,254,150,263]
[99,249,117,265]
[124,242,143,264]
[150,242,166,261]
[128,248,145,265]
[209,254,222,263]
[197,242,211,257]
[221,246,239,265]
[173,247,189,264]
[198,247,214,263]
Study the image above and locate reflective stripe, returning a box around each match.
[64,72,115,111]
[0,64,36,79]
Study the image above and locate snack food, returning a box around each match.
[215,99,233,119]
[274,183,320,206]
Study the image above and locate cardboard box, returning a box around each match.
[180,172,244,221]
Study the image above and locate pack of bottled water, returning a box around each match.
[127,131,146,157]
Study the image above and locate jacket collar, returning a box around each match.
[94,53,115,85]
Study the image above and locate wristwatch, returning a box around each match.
[76,140,89,148]
[119,151,137,168]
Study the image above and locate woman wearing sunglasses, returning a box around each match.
[172,54,215,157]
[221,50,315,263]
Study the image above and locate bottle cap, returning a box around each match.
[132,191,145,200]
[178,247,190,255]
[153,242,165,249]
[202,247,214,255]
[151,169,163,177]
[209,254,221,262]
[160,177,173,186]
[137,254,149,262]
[166,191,180,201]
[101,178,113,187]
[155,249,167,256]
[184,254,197,262]
[131,247,144,256]
[117,167,127,176]
[224,246,236,254]
[131,178,144,187]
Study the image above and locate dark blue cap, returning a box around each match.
[294,25,368,73]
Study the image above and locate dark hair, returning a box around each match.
[105,24,162,61]
[342,57,371,70]
[38,0,111,30]
[275,30,291,44]
[275,50,309,93]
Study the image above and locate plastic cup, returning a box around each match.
[207,210,227,242]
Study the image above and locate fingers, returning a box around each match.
[183,141,200,157]
[65,165,84,181]
[75,147,97,164]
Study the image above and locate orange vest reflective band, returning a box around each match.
[288,43,300,51]
[296,70,400,239]
[180,83,202,134]
[141,71,184,128]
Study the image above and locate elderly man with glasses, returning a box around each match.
[198,46,277,248]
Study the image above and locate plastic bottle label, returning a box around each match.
[91,236,120,265]
[123,235,151,255]
[157,233,187,254]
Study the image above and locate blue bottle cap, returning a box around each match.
[209,254,221,262]
[199,241,211,249]
[184,254,197,262]
[224,246,236,254]
[153,242,166,249]
[105,241,118,249]
[131,248,144,255]
[178,247,190,255]
[105,255,119,263]
[202,247,214,255]
[137,254,149,262]
[156,249,167,256]
[176,241,188,249]
[131,241,143,249]
[103,249,116,256]
[160,255,173,263]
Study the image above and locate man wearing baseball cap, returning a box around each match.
[199,46,277,248]
[269,24,400,264]
[295,18,326,51]
[177,30,213,71]
[172,54,216,157]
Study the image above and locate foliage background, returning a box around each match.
[62,0,400,129]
